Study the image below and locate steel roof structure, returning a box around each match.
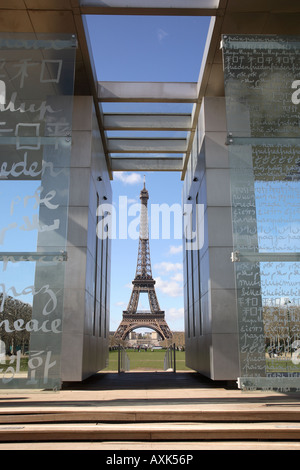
[1,0,300,179]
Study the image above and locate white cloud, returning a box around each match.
[171,272,184,283]
[166,307,184,320]
[114,172,143,185]
[154,261,183,275]
[157,28,169,42]
[168,245,183,255]
[156,276,183,298]
[154,261,183,297]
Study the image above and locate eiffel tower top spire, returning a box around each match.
[136,178,152,279]
[139,175,149,241]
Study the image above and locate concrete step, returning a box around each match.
[2,441,300,450]
[1,421,300,442]
[1,408,300,424]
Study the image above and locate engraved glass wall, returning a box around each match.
[0,34,76,389]
[223,35,300,391]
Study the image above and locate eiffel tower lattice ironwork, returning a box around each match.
[114,179,173,342]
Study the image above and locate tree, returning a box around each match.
[172,332,185,349]
[0,294,32,355]
[263,305,300,356]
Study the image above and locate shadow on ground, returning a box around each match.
[62,371,232,391]
[1,372,300,409]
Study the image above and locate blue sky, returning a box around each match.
[0,181,39,305]
[86,15,211,331]
[86,15,210,82]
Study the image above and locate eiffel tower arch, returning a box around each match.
[114,179,173,342]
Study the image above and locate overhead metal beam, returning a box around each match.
[81,7,219,16]
[98,82,198,103]
[80,0,220,16]
[108,138,187,153]
[111,157,182,172]
[103,113,192,131]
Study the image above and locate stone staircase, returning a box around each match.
[0,372,300,449]
[1,407,300,445]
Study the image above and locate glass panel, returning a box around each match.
[223,35,300,391]
[0,33,76,389]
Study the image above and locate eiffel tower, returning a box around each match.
[114,178,173,342]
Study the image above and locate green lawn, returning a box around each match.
[0,357,29,372]
[0,350,190,374]
[104,349,191,371]
[266,358,300,373]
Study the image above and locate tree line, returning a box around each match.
[0,294,32,355]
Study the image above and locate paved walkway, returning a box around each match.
[0,370,297,410]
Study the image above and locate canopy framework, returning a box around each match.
[90,0,216,178]
[98,81,199,174]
